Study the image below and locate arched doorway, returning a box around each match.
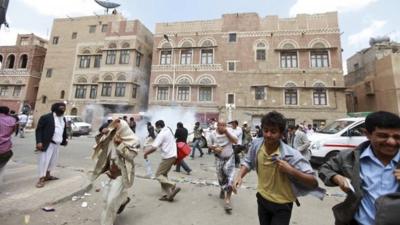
[70,108,78,115]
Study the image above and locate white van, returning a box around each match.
[65,115,92,135]
[308,117,367,165]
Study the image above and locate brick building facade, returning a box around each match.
[0,34,47,113]
[345,38,400,115]
[33,13,153,126]
[149,12,347,127]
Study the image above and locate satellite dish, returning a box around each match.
[94,0,120,14]
[0,0,10,29]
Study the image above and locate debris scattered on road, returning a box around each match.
[95,188,101,192]
[84,192,91,196]
[42,206,55,212]
[71,196,79,201]
[81,202,88,208]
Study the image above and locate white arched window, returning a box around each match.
[310,42,329,68]
[284,82,298,105]
[255,42,267,61]
[280,43,297,68]
[180,41,193,65]
[198,76,215,102]
[313,82,327,105]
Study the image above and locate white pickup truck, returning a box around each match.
[65,115,92,135]
[308,117,367,165]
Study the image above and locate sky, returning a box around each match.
[0,0,399,73]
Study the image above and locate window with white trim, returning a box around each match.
[89,85,97,99]
[79,56,91,68]
[105,51,116,64]
[201,49,213,64]
[280,51,298,68]
[160,50,171,65]
[75,85,87,98]
[157,87,169,100]
[115,83,126,97]
[177,86,190,101]
[180,49,192,64]
[256,42,266,61]
[119,50,130,64]
[199,87,212,101]
[101,83,112,96]
[229,33,237,42]
[227,94,234,104]
[284,83,297,105]
[311,50,329,68]
[228,62,235,72]
[313,83,327,105]
[13,86,21,97]
[255,87,265,100]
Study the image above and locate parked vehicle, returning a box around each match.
[309,117,367,165]
[64,115,92,135]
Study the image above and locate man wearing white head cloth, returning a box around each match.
[91,119,141,225]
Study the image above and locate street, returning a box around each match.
[0,132,346,225]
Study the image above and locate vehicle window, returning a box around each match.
[318,120,353,134]
[342,123,365,137]
[71,117,83,123]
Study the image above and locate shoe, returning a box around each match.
[159,195,169,201]
[224,202,232,213]
[200,153,204,157]
[219,190,225,199]
[168,187,181,201]
[186,170,192,175]
[117,197,130,214]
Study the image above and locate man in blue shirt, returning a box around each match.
[319,111,400,225]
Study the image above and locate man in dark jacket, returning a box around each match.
[35,102,68,188]
[319,111,400,225]
[174,122,192,174]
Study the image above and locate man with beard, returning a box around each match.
[91,118,140,225]
[35,102,68,188]
[209,119,238,213]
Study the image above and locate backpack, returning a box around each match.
[374,163,400,225]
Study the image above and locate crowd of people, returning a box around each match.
[1,102,399,225]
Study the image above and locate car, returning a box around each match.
[65,115,92,135]
[309,117,367,165]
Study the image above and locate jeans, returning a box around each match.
[175,160,191,173]
[191,139,203,157]
[256,193,293,225]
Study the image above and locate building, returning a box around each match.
[0,33,47,113]
[149,12,347,127]
[34,13,153,126]
[345,37,400,115]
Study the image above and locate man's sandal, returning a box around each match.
[36,179,45,188]
[44,176,59,181]
[158,195,169,201]
[117,197,131,214]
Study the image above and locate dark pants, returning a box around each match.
[175,159,191,173]
[233,145,245,167]
[0,150,13,169]
[257,193,293,225]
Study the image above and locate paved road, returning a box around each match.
[2,132,346,225]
